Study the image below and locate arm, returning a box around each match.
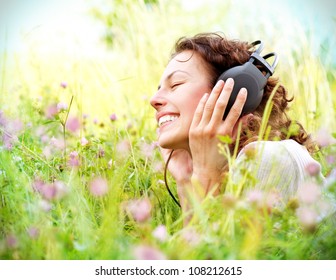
[188,79,247,199]
[162,79,247,224]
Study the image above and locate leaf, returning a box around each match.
[42,120,59,125]
[217,135,233,144]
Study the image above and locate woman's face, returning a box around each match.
[150,51,213,151]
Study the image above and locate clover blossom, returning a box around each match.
[152,225,169,242]
[89,177,109,197]
[126,198,152,223]
[133,245,166,260]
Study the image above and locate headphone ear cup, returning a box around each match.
[218,61,267,119]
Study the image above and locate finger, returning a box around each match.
[208,78,234,126]
[199,80,225,124]
[191,92,209,128]
[224,88,247,128]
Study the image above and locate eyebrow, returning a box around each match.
[157,70,190,90]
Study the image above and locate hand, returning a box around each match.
[189,78,247,194]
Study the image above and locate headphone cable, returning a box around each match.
[164,149,181,208]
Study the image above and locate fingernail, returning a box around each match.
[216,80,224,87]
[226,78,234,86]
[203,93,209,99]
[240,88,247,95]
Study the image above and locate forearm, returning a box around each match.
[191,170,223,196]
[176,172,223,226]
[188,149,228,199]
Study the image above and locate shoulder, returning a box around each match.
[238,140,293,160]
[236,140,298,172]
[238,139,320,173]
[234,140,322,198]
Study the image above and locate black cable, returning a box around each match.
[164,149,181,208]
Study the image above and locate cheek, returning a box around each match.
[180,93,205,127]
[184,90,207,114]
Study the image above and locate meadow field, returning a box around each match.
[0,0,336,260]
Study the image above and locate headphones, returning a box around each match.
[217,40,278,119]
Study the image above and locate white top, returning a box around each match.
[232,139,323,199]
[230,139,335,221]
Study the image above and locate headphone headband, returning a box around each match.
[250,40,264,54]
[249,40,278,78]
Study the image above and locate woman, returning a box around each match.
[150,32,322,221]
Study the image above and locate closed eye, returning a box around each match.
[171,82,184,89]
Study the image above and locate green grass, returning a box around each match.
[0,0,336,260]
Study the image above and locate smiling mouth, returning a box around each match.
[158,115,179,127]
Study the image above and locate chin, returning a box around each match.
[157,138,174,149]
[158,134,188,150]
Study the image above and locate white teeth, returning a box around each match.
[158,115,178,127]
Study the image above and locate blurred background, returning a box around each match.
[1,0,336,261]
[1,0,335,134]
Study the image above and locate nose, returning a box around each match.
[150,90,167,110]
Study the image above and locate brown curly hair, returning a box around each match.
[171,32,314,154]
